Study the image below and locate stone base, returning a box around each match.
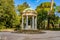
[24,26,37,30]
[19,30,42,34]
[24,28,37,30]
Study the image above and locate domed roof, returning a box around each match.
[23,8,35,13]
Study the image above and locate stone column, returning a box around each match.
[26,15,28,30]
[35,16,37,30]
[32,16,34,30]
[22,15,24,30]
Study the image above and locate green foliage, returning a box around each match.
[0,0,21,29]
[36,2,56,14]
[36,2,59,30]
[40,2,56,8]
[56,6,60,13]
[37,9,47,29]
[17,2,30,14]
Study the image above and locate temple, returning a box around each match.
[21,8,37,30]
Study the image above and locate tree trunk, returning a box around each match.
[47,17,50,30]
[47,0,54,30]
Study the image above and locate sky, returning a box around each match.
[14,0,60,16]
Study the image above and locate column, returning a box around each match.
[22,15,24,30]
[32,16,34,30]
[26,15,28,30]
[35,16,37,30]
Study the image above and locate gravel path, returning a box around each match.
[0,31,60,40]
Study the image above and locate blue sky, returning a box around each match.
[14,0,60,16]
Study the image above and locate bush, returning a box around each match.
[0,25,6,29]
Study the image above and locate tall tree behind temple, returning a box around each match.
[17,2,30,15]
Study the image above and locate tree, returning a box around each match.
[47,0,54,29]
[56,6,60,13]
[0,0,6,28]
[36,2,56,14]
[37,9,47,29]
[0,0,20,29]
[17,2,30,15]
[36,1,56,29]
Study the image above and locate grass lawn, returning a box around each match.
[0,28,14,32]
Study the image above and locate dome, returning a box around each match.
[23,8,36,13]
